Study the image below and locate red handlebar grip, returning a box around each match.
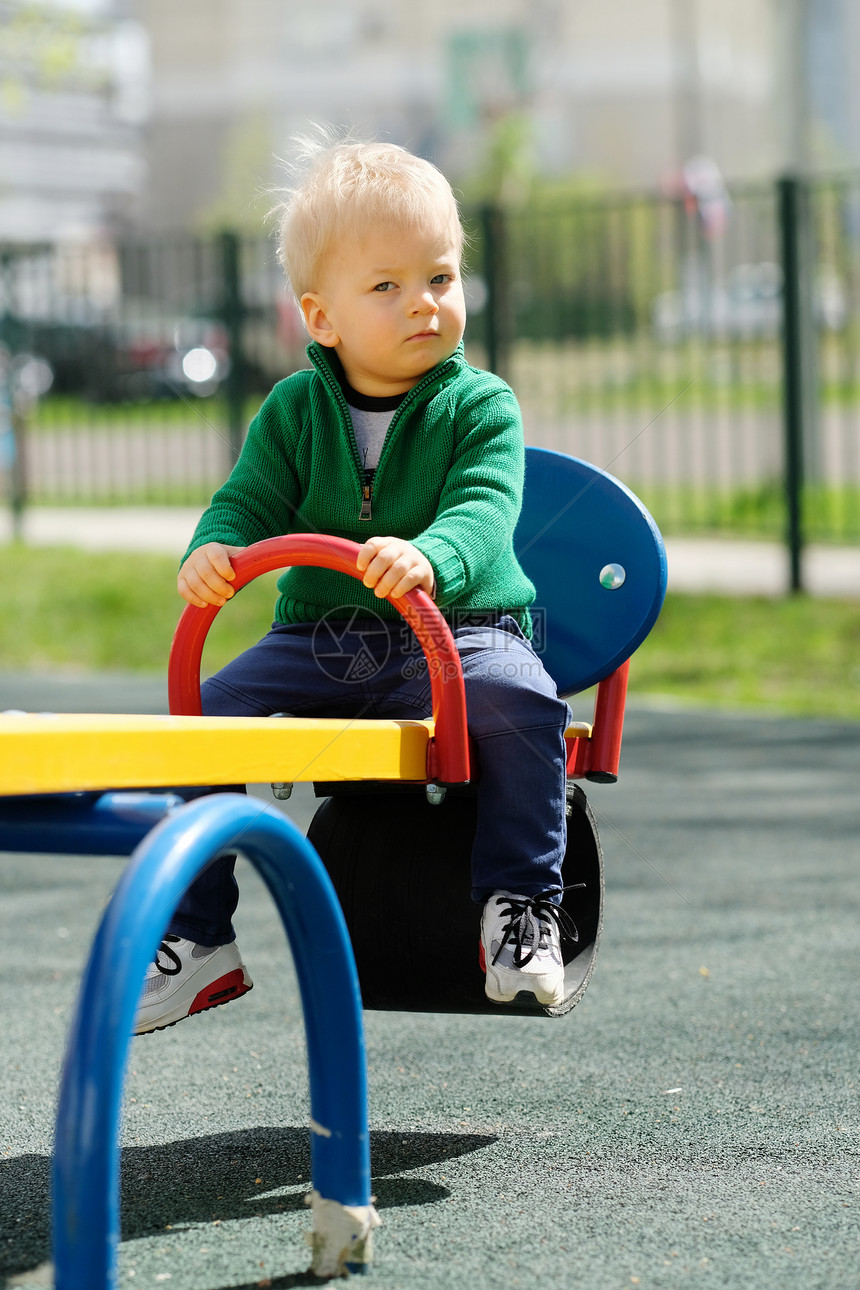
[167,534,470,783]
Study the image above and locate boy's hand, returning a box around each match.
[356,536,435,600]
[177,542,245,608]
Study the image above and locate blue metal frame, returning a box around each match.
[0,788,231,856]
[0,791,184,855]
[52,793,370,1290]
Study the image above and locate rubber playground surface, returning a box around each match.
[1,673,858,1289]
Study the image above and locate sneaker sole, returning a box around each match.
[135,967,253,1035]
[479,942,564,1008]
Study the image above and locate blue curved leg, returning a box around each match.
[52,794,376,1288]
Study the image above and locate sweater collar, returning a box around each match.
[306,339,465,405]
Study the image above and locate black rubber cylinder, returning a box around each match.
[307,782,603,1017]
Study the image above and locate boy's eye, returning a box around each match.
[373,281,395,293]
[431,273,453,285]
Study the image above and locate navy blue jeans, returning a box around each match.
[169,614,572,945]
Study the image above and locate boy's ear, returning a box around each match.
[301,293,340,347]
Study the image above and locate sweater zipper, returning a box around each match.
[311,363,371,521]
[360,468,374,521]
[357,362,449,522]
[308,345,458,524]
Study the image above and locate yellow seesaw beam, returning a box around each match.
[0,713,435,796]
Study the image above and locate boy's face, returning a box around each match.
[300,218,466,397]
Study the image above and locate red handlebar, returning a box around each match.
[167,534,471,784]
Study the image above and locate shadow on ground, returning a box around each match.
[1,1126,495,1283]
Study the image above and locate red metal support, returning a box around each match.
[566,660,630,783]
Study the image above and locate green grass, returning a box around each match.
[31,393,272,432]
[3,546,859,720]
[630,592,860,718]
[1,546,281,678]
[633,480,860,543]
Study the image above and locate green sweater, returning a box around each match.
[185,341,536,632]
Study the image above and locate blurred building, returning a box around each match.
[0,0,149,242]
[4,1,860,241]
[135,0,788,232]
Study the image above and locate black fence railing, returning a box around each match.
[2,174,860,563]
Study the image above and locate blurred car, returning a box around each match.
[652,261,848,343]
[0,307,231,402]
[112,316,231,399]
[0,313,122,399]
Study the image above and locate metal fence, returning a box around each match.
[0,232,295,515]
[464,177,860,565]
[3,174,860,564]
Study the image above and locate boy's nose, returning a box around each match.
[410,289,439,315]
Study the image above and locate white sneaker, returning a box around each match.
[134,935,252,1034]
[480,892,574,1007]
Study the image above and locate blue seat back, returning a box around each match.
[514,447,668,696]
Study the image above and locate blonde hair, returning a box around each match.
[276,130,464,299]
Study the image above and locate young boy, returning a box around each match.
[135,136,575,1034]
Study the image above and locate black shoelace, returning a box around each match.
[154,934,182,977]
[491,888,584,968]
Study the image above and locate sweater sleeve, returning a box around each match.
[411,381,525,606]
[181,381,304,562]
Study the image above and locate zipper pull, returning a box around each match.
[360,472,373,521]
